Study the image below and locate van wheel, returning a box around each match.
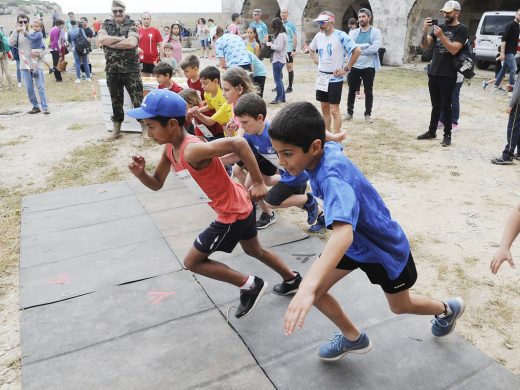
[476,61,490,70]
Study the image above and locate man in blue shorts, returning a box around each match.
[309,11,360,133]
[269,101,465,361]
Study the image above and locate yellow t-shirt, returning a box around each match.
[204,88,233,126]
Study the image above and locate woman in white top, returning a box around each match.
[266,17,287,104]
[196,18,210,58]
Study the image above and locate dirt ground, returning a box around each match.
[1,53,519,388]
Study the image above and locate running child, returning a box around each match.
[179,55,204,98]
[153,62,183,93]
[269,101,465,361]
[179,88,224,140]
[127,89,302,318]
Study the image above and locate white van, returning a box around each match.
[473,11,520,70]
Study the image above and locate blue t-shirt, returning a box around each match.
[307,142,410,280]
[244,122,308,186]
[247,51,266,77]
[215,33,251,67]
[283,20,297,52]
[248,21,268,42]
[354,28,373,69]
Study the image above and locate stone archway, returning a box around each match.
[241,0,281,28]
[341,2,372,32]
[405,0,520,62]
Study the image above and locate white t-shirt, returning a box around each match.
[310,30,356,82]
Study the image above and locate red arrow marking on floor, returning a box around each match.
[148,291,176,304]
[49,273,70,285]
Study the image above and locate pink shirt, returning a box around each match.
[166,135,252,223]
[227,23,239,35]
[167,35,183,63]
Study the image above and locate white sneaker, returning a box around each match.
[364,115,374,123]
[17,82,22,88]
[86,78,92,83]
[75,79,81,84]
[343,114,353,121]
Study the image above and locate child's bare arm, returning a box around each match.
[491,203,520,274]
[128,148,170,191]
[284,222,353,335]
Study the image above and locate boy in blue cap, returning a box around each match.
[126,89,301,319]
[268,101,465,361]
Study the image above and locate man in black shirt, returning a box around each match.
[417,1,468,147]
[493,9,519,93]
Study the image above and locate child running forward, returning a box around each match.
[127,89,301,318]
[153,62,183,93]
[269,102,465,361]
[180,54,205,98]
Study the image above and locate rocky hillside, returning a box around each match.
[0,0,60,17]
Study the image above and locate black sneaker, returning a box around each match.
[235,277,268,319]
[491,157,513,165]
[513,154,520,161]
[440,136,451,147]
[273,271,302,295]
[256,212,276,229]
[417,131,436,140]
[271,87,277,92]
[285,86,293,93]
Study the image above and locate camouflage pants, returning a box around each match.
[106,72,143,123]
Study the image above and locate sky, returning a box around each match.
[54,0,222,14]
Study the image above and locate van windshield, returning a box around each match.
[480,15,514,36]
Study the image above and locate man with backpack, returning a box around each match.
[416,1,468,147]
[68,20,91,83]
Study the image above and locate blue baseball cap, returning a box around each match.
[127,89,187,119]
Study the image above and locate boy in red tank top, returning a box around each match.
[127,89,302,318]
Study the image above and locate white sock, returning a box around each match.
[240,275,255,290]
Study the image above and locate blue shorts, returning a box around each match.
[200,39,208,48]
[194,208,257,254]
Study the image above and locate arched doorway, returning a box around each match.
[302,0,372,45]
[241,0,281,29]
[405,0,519,62]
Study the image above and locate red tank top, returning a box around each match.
[166,135,252,223]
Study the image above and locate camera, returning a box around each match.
[431,19,438,26]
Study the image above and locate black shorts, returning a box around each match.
[336,252,417,294]
[194,208,257,254]
[286,52,294,63]
[316,81,343,105]
[265,182,307,206]
[140,62,155,74]
[236,147,278,176]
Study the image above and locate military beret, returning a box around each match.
[112,0,126,9]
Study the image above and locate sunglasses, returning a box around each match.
[112,9,124,15]
[317,21,329,25]
[19,20,28,24]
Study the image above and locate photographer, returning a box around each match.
[416,1,468,147]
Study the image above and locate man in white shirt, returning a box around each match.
[309,11,360,133]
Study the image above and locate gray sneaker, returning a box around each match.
[364,115,373,123]
[343,114,353,121]
[317,331,373,361]
[256,212,276,229]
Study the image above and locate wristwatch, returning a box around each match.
[344,66,351,72]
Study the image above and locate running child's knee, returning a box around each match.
[388,301,408,315]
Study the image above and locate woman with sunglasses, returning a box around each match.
[9,13,49,114]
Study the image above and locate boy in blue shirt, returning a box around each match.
[269,101,465,361]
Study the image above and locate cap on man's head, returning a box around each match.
[112,0,126,9]
[440,1,461,12]
[313,11,335,23]
[127,89,187,120]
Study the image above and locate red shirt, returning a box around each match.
[92,20,101,33]
[187,78,204,98]
[158,82,183,94]
[166,135,252,223]
[139,27,163,64]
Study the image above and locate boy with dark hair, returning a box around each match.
[190,66,233,129]
[127,89,302,318]
[180,54,204,97]
[231,93,320,231]
[269,101,465,361]
[153,62,183,93]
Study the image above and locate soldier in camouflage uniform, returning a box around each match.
[97,0,143,140]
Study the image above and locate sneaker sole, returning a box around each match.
[237,281,268,319]
[256,218,276,230]
[491,160,513,165]
[441,297,466,337]
[272,287,299,296]
[317,340,373,361]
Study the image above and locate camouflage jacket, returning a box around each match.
[101,16,140,74]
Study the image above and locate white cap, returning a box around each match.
[440,1,461,12]
[313,12,335,23]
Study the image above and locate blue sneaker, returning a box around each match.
[317,331,372,361]
[303,193,318,225]
[431,297,465,337]
[308,214,325,233]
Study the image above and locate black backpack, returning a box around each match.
[454,39,475,79]
[75,30,91,56]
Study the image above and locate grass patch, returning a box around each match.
[377,67,427,91]
[0,135,32,147]
[67,123,87,131]
[47,142,122,189]
[0,187,22,284]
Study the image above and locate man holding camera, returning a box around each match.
[417,1,468,147]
